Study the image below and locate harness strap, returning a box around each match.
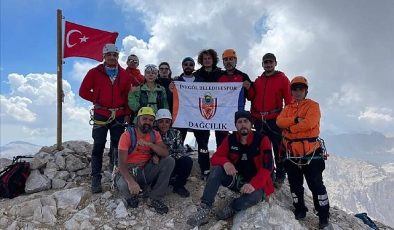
[260,108,282,117]
[89,105,125,125]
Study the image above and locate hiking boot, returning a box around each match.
[187,203,210,227]
[126,196,139,208]
[216,202,236,220]
[91,176,102,193]
[294,206,308,220]
[173,186,190,198]
[319,216,329,229]
[149,199,169,214]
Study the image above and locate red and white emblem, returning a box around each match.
[199,93,217,120]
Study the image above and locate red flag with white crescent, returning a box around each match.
[63,21,118,61]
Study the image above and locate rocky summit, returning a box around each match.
[0,141,391,230]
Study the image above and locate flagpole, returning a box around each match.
[56,9,63,150]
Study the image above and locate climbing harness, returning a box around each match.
[89,105,124,125]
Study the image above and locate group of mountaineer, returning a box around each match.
[79,43,330,229]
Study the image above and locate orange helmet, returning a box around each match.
[222,49,237,59]
[291,76,308,88]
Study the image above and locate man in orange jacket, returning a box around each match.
[247,53,292,187]
[276,76,330,229]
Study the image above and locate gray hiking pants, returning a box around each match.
[116,156,175,200]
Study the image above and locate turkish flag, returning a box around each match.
[63,21,118,61]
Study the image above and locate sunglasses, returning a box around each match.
[128,59,138,64]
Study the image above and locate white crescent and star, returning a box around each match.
[66,29,89,48]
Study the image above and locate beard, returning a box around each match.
[239,128,249,136]
[141,124,152,133]
[184,68,193,75]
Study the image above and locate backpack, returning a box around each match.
[0,155,33,198]
[113,125,156,167]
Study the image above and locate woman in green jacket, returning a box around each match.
[128,64,169,122]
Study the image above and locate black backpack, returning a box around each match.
[0,155,32,198]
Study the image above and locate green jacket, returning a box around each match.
[128,83,169,114]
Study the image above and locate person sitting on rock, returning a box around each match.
[115,107,175,214]
[154,108,193,198]
[186,110,274,227]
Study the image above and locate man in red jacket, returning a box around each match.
[79,44,132,193]
[215,49,252,148]
[247,53,292,187]
[187,110,274,227]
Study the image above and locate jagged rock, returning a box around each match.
[52,178,66,189]
[63,141,92,155]
[25,170,51,193]
[55,170,70,180]
[76,167,90,176]
[52,187,89,215]
[33,205,57,225]
[28,158,46,170]
[54,154,66,170]
[0,158,12,171]
[65,154,86,172]
[64,203,96,230]
[115,201,128,218]
[6,221,18,230]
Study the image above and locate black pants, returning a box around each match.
[171,156,193,187]
[215,130,228,148]
[201,166,264,211]
[91,114,125,178]
[193,129,210,174]
[254,119,285,179]
[284,157,329,218]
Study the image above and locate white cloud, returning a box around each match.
[2,0,394,145]
[0,73,91,146]
[358,107,393,122]
[0,95,36,122]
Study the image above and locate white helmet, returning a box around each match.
[155,109,172,121]
[103,43,119,54]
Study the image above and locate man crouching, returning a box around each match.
[187,110,275,227]
[115,107,174,214]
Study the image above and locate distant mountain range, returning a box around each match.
[0,141,42,159]
[323,131,394,165]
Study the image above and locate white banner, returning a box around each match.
[172,82,244,131]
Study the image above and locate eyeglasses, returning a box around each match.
[159,67,169,71]
[263,60,274,64]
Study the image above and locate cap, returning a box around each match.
[145,64,158,73]
[103,44,119,54]
[182,57,195,65]
[155,109,172,121]
[291,76,308,88]
[222,49,237,59]
[137,107,156,117]
[234,110,252,123]
[262,53,276,62]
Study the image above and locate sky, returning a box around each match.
[1,0,394,147]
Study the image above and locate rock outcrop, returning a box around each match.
[0,141,391,230]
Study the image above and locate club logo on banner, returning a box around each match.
[199,93,217,120]
[172,82,244,131]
